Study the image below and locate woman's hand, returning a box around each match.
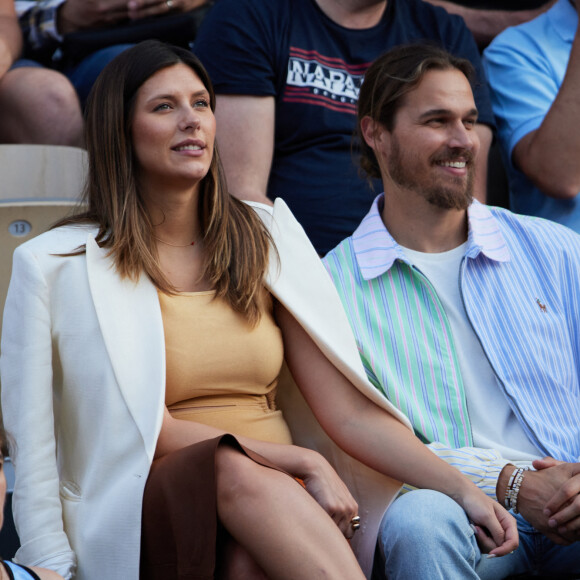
[156,409,360,538]
[299,450,360,540]
[457,487,519,557]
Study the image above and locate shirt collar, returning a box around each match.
[352,194,510,281]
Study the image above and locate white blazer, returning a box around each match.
[1,199,412,580]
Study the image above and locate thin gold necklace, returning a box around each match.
[153,235,196,247]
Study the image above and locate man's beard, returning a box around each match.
[388,138,475,211]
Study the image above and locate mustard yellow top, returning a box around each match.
[159,290,293,445]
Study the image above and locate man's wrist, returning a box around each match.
[504,466,529,513]
[496,463,516,502]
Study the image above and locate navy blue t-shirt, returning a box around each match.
[196,0,494,254]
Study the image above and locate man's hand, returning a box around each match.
[535,457,580,540]
[498,459,580,545]
[57,0,130,35]
[127,0,208,20]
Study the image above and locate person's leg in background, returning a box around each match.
[65,44,133,107]
[0,60,83,145]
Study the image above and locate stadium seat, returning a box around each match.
[0,144,87,201]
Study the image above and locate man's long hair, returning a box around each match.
[358,43,475,180]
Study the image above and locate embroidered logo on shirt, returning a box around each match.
[536,298,547,313]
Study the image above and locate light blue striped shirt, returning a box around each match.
[324,195,580,498]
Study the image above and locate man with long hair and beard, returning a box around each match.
[324,43,580,580]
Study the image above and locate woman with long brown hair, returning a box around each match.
[1,40,516,580]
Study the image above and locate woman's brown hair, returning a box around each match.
[56,40,272,324]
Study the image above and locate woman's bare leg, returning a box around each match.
[217,537,268,580]
[215,445,365,580]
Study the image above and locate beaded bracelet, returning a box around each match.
[503,466,529,514]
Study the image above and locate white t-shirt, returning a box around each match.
[401,242,540,462]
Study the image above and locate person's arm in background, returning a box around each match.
[0,0,22,77]
[127,0,209,20]
[194,0,281,205]
[17,0,127,52]
[18,0,209,51]
[474,123,491,203]
[424,0,556,49]
[60,0,211,32]
[56,0,129,35]
[484,3,580,201]
[510,23,580,200]
[214,95,275,205]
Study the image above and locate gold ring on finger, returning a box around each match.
[350,515,361,531]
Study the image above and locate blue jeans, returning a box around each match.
[9,59,43,70]
[10,46,131,107]
[64,44,133,106]
[376,489,580,580]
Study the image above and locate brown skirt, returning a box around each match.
[140,434,282,580]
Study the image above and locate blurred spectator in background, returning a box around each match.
[194,0,494,256]
[16,0,212,104]
[0,0,82,144]
[484,0,580,233]
[425,0,556,48]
